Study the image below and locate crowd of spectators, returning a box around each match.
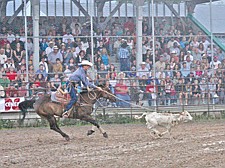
[0,16,225,107]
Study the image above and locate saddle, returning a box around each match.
[54,89,81,118]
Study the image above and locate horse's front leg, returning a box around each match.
[81,116,108,138]
[46,115,70,141]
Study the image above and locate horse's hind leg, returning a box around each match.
[46,115,70,141]
[82,116,108,138]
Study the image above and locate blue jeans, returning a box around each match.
[65,81,78,111]
[116,94,131,108]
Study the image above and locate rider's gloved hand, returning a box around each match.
[87,86,92,92]
[96,86,103,91]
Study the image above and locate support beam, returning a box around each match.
[32,0,40,71]
[71,0,91,18]
[96,1,105,18]
[164,1,187,26]
[0,1,7,21]
[186,1,196,14]
[100,0,124,30]
[135,1,143,67]
[7,0,29,24]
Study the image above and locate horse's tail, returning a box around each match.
[134,112,147,120]
[18,102,27,122]
[18,100,36,122]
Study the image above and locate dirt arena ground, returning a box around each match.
[1,120,225,168]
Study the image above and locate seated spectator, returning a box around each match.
[165,63,173,78]
[192,48,201,61]
[208,77,217,104]
[0,84,5,98]
[6,66,17,81]
[63,65,73,79]
[146,80,157,106]
[7,29,15,43]
[216,78,225,104]
[180,62,190,78]
[5,83,18,97]
[145,58,153,71]
[48,45,63,73]
[36,74,47,88]
[39,56,49,73]
[137,62,149,79]
[101,47,110,69]
[12,42,25,68]
[29,82,39,96]
[115,79,131,108]
[175,78,188,105]
[17,83,27,97]
[67,57,76,68]
[155,56,165,71]
[0,48,7,66]
[28,65,36,83]
[62,29,75,44]
[25,38,33,56]
[157,79,166,105]
[123,17,135,34]
[156,67,166,80]
[63,47,73,65]
[113,38,122,56]
[164,76,172,105]
[5,43,13,59]
[170,84,177,105]
[65,38,75,50]
[199,78,207,105]
[76,50,87,64]
[97,63,108,85]
[45,41,54,55]
[40,38,49,52]
[50,73,62,91]
[130,81,142,105]
[10,35,24,50]
[53,58,63,73]
[108,64,117,78]
[36,64,48,81]
[17,64,26,76]
[0,73,10,88]
[139,75,148,99]
[191,79,201,105]
[210,56,221,69]
[15,74,26,88]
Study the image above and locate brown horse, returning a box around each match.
[33,85,116,141]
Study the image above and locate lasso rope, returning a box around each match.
[65,84,154,112]
[99,89,154,112]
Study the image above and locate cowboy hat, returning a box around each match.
[140,62,146,65]
[79,60,93,67]
[53,46,59,50]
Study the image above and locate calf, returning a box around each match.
[134,111,193,139]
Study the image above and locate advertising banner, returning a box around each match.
[0,97,25,112]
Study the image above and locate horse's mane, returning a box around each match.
[35,94,51,106]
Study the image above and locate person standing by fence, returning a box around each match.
[118,40,130,74]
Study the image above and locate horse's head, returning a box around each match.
[97,85,116,102]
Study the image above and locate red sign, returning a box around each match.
[4,97,25,111]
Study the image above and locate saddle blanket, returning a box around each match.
[51,91,71,105]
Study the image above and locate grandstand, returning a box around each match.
[0,0,225,120]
